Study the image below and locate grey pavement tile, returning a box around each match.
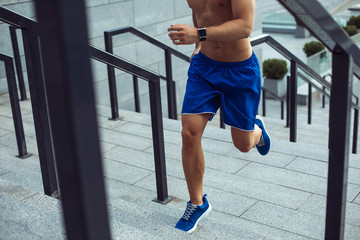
[204,168,311,209]
[0,171,44,194]
[135,174,190,201]
[104,145,185,179]
[103,158,153,185]
[100,141,118,153]
[205,187,258,217]
[114,121,182,145]
[344,224,360,240]
[21,192,61,214]
[271,138,328,162]
[0,178,38,201]
[97,115,127,130]
[145,141,250,174]
[349,167,360,185]
[99,128,153,151]
[245,150,297,168]
[299,194,360,227]
[0,127,10,137]
[241,201,325,239]
[348,183,360,203]
[0,133,38,155]
[354,193,360,204]
[285,157,328,178]
[237,162,328,196]
[209,211,313,240]
[0,194,64,239]
[350,154,360,169]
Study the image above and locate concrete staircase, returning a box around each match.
[0,93,360,239]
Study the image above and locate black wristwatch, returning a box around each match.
[198,27,207,41]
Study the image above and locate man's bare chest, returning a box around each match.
[187,0,231,12]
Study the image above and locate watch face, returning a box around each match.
[198,28,207,41]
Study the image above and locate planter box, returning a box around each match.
[263,77,287,98]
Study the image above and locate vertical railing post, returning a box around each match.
[286,76,290,127]
[2,54,31,159]
[281,100,284,120]
[262,89,266,117]
[308,83,312,124]
[21,29,59,197]
[104,32,120,120]
[325,46,352,240]
[133,75,140,113]
[289,61,297,142]
[220,106,225,129]
[9,26,28,101]
[323,86,326,108]
[148,77,172,204]
[352,97,358,154]
[34,0,112,238]
[165,50,177,120]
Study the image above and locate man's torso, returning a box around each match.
[187,0,253,62]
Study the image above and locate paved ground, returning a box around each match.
[0,89,359,239]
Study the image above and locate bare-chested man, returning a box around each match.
[168,0,270,233]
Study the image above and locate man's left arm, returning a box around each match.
[168,0,255,45]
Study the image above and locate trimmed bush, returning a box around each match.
[343,25,359,36]
[303,41,325,57]
[347,15,360,28]
[263,58,288,80]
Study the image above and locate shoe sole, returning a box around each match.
[186,203,212,234]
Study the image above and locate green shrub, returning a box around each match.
[303,41,325,57]
[343,25,359,36]
[347,15,360,28]
[263,58,288,80]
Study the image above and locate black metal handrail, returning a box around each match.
[0,6,172,205]
[0,6,59,197]
[89,45,172,204]
[250,34,359,144]
[277,1,359,239]
[104,26,191,120]
[0,52,31,159]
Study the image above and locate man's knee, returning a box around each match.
[181,127,202,148]
[233,140,253,153]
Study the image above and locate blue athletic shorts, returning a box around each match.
[182,51,261,131]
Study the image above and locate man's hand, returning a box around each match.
[168,24,199,45]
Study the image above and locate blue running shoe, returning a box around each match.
[255,115,271,155]
[175,194,212,233]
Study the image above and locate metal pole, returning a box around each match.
[220,106,225,129]
[165,50,177,120]
[9,26,27,101]
[352,97,358,154]
[281,100,284,120]
[290,61,297,142]
[148,77,172,204]
[104,32,120,120]
[21,29,59,197]
[308,83,312,124]
[286,76,290,127]
[323,86,326,108]
[2,54,31,159]
[133,75,140,113]
[34,0,111,239]
[262,89,266,117]
[325,46,352,240]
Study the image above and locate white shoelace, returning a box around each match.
[182,202,198,220]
